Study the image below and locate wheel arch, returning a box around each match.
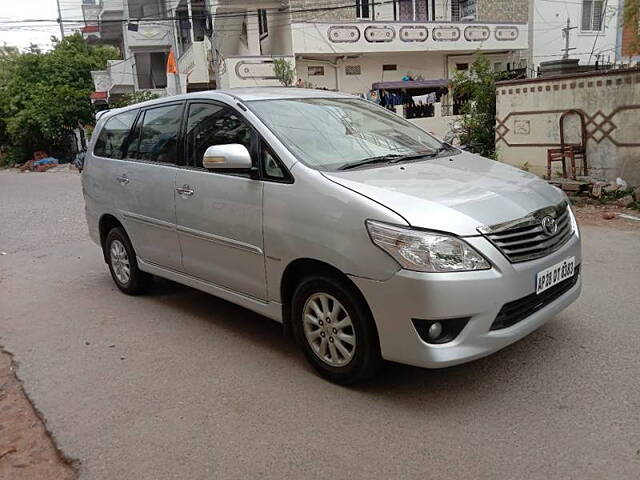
[98,214,125,263]
[279,258,377,339]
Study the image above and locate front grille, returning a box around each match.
[479,201,573,263]
[490,265,580,331]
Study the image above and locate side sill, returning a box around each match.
[137,258,283,323]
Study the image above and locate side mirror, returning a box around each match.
[202,144,253,171]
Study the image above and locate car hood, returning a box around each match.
[323,151,566,236]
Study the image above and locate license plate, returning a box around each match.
[536,257,575,295]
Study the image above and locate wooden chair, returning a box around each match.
[547,144,588,180]
[566,145,588,178]
[546,147,567,179]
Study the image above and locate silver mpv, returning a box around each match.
[83,88,581,383]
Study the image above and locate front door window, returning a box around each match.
[185,103,256,168]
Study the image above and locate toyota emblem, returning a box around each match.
[541,216,558,236]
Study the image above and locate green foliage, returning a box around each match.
[623,0,640,54]
[272,58,295,87]
[109,90,161,109]
[450,55,504,159]
[0,34,118,166]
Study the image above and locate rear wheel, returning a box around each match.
[104,227,151,295]
[292,276,382,384]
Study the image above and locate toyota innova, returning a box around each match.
[82,88,581,383]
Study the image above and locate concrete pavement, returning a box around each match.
[1,170,639,479]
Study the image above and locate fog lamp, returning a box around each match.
[428,322,443,340]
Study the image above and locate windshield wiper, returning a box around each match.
[338,154,404,170]
[388,143,457,164]
[338,144,458,170]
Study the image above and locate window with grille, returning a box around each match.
[581,0,605,31]
[345,65,361,75]
[258,9,268,39]
[308,66,325,76]
[356,0,371,19]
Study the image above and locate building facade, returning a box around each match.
[495,68,640,183]
[530,0,620,69]
[617,0,640,63]
[212,0,529,94]
[208,0,528,134]
[83,0,216,105]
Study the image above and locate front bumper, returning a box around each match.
[350,232,582,368]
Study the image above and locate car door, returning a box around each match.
[175,101,266,300]
[115,102,184,270]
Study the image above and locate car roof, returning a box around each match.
[98,88,355,120]
[221,87,354,101]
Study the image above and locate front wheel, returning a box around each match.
[104,227,151,295]
[292,276,382,384]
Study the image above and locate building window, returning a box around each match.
[398,0,439,21]
[128,0,165,19]
[258,9,268,39]
[581,0,605,31]
[308,66,325,76]
[345,65,361,75]
[356,0,371,19]
[382,64,397,71]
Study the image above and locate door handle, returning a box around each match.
[116,174,129,185]
[176,184,194,196]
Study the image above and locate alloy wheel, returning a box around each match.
[302,293,356,367]
[110,239,131,285]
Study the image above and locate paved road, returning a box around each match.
[1,170,639,480]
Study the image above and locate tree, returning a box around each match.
[0,34,118,165]
[449,55,515,159]
[623,0,640,54]
[110,90,161,109]
[0,45,20,152]
[272,58,295,87]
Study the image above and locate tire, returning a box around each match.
[292,275,382,384]
[104,227,152,295]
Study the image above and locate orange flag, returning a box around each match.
[166,48,177,74]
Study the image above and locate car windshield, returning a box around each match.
[247,97,446,170]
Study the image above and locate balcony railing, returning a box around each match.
[290,21,527,55]
[217,56,295,89]
[178,41,213,85]
[126,21,173,49]
[100,0,124,14]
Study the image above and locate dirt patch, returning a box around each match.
[574,204,640,232]
[0,350,76,480]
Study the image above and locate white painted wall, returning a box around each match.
[178,41,212,85]
[291,21,528,56]
[446,52,524,78]
[218,56,296,89]
[409,115,463,140]
[531,0,620,68]
[260,11,293,56]
[495,69,640,183]
[297,52,448,95]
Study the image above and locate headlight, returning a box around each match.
[366,220,491,273]
[568,205,580,239]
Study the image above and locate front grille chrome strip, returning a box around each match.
[478,201,573,263]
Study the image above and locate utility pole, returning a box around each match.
[561,18,577,59]
[56,0,65,39]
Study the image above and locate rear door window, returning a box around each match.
[93,110,138,159]
[137,104,183,164]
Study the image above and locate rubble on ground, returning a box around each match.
[549,176,639,211]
